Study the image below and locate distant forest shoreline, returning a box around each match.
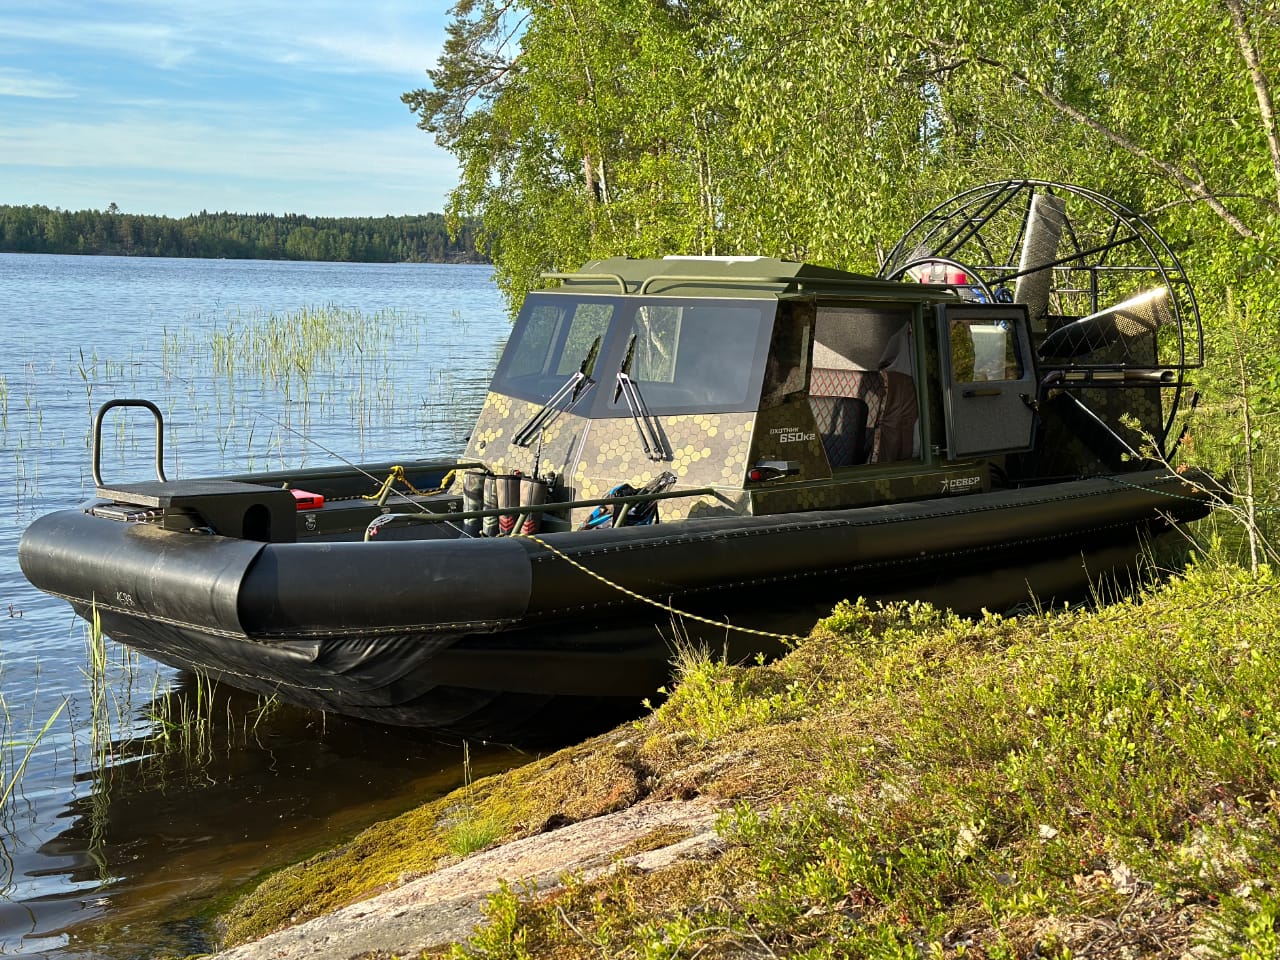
[0,205,485,264]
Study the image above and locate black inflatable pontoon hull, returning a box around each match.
[19,468,1211,740]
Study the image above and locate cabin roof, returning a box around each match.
[545,256,961,303]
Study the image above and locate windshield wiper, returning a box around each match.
[513,335,600,447]
[614,335,669,461]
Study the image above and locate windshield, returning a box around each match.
[491,297,614,399]
[492,293,774,416]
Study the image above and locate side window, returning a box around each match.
[809,305,919,464]
[936,304,1036,458]
[948,317,1023,383]
[505,302,561,379]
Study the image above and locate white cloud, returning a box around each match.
[2,116,436,177]
[0,1,459,215]
[0,68,76,99]
[289,32,442,79]
[0,116,458,216]
[0,17,196,70]
[0,2,445,78]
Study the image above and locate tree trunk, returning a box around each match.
[1224,0,1280,212]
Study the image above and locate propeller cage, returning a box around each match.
[879,179,1204,451]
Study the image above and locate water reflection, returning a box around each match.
[4,677,524,958]
[0,256,515,956]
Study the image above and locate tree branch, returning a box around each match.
[1224,0,1280,211]
[1142,193,1269,217]
[975,56,1259,239]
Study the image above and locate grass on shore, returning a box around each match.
[217,556,1280,959]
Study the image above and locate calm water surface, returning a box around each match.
[0,254,524,956]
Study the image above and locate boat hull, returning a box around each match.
[20,468,1211,740]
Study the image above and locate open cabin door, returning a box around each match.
[936,303,1037,459]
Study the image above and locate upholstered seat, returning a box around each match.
[809,367,882,466]
[811,395,868,466]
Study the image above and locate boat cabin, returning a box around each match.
[462,256,1052,525]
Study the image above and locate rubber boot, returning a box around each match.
[462,470,487,537]
[518,476,549,535]
[496,473,521,536]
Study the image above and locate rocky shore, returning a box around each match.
[213,798,722,960]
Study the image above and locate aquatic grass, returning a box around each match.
[142,304,448,468]
[0,699,66,813]
[199,305,407,390]
[178,671,221,763]
[136,675,286,780]
[140,671,224,766]
[12,449,28,511]
[83,602,113,772]
[76,347,96,423]
[79,603,162,772]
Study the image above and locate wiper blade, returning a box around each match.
[614,336,669,461]
[512,335,600,447]
[613,334,636,403]
[571,334,601,402]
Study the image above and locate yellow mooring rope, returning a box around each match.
[521,533,805,643]
[363,465,802,641]
[364,466,456,502]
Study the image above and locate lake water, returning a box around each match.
[0,254,525,956]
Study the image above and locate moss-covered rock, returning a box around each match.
[221,561,1280,960]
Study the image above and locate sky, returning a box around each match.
[0,0,462,218]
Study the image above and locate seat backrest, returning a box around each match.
[810,367,881,466]
[810,396,869,466]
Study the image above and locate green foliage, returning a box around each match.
[405,0,726,304]
[653,641,809,743]
[447,881,534,959]
[412,0,1280,324]
[0,206,482,263]
[1174,284,1280,568]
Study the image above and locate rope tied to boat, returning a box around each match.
[521,533,806,643]
[1103,473,1248,507]
[364,466,456,504]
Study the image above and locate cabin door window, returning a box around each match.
[809,305,920,466]
[937,304,1037,458]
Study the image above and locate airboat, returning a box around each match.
[20,181,1215,740]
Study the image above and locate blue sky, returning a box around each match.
[1,0,460,217]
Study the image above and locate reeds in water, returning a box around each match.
[79,605,284,783]
[0,698,66,813]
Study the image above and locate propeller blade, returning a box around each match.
[1013,192,1068,330]
[1038,287,1170,359]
